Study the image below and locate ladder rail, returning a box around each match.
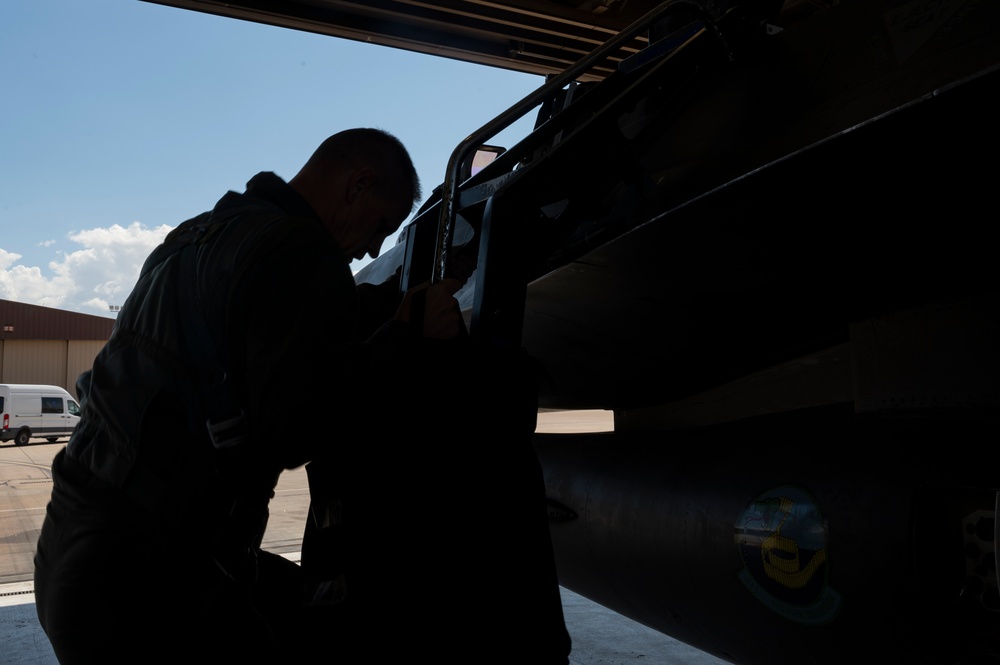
[432,0,724,284]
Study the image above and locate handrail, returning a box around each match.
[432,0,721,284]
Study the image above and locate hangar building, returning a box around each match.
[0,299,114,399]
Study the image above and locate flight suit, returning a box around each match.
[33,171,396,664]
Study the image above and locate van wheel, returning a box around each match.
[46,437,59,443]
[14,429,31,446]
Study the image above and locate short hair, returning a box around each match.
[306,128,422,212]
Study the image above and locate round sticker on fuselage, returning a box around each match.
[735,484,841,624]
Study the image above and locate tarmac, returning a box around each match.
[0,572,729,665]
[0,414,729,665]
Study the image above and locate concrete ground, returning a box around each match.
[1,576,728,665]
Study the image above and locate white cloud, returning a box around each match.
[0,223,173,318]
[0,249,24,268]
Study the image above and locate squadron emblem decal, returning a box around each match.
[735,485,841,624]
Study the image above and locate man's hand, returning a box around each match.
[445,241,478,285]
[395,278,466,339]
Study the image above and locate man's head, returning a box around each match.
[290,128,421,261]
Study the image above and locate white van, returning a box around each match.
[0,384,81,446]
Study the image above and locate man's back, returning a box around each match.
[34,171,356,665]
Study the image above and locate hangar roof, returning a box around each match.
[142,0,806,82]
[0,299,114,341]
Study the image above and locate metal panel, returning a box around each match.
[66,341,108,399]
[1,341,70,389]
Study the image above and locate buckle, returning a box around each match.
[206,410,248,449]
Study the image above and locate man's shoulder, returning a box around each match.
[207,203,348,288]
[202,189,323,246]
[189,179,347,280]
[226,207,331,256]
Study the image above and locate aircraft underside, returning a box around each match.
[539,408,997,664]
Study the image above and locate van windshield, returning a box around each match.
[68,400,80,416]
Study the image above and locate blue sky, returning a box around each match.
[1,0,542,318]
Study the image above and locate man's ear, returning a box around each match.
[346,167,376,203]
